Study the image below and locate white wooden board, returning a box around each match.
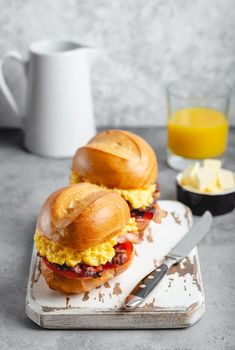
[25,200,205,329]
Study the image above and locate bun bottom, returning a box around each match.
[41,251,134,294]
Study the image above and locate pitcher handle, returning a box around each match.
[0,50,27,118]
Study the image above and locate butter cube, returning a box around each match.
[203,159,221,172]
[195,168,217,192]
[205,186,222,193]
[217,169,235,190]
[181,162,200,187]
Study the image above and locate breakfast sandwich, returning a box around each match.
[70,129,166,235]
[34,183,138,294]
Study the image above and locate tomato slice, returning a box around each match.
[43,259,84,279]
[131,210,154,221]
[43,242,133,279]
[104,242,133,270]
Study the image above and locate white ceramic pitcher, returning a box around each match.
[0,39,98,157]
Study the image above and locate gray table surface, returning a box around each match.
[0,127,234,350]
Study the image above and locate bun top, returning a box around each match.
[37,183,130,252]
[72,129,157,189]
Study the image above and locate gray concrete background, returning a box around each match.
[0,127,234,349]
[0,0,235,127]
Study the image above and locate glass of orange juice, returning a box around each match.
[167,79,230,170]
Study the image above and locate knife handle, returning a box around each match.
[130,263,169,299]
[124,257,177,308]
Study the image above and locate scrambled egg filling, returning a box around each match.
[34,218,138,267]
[70,170,156,209]
[113,185,156,209]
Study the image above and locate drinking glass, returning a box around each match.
[167,79,230,170]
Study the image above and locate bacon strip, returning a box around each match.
[117,232,142,244]
[118,184,167,244]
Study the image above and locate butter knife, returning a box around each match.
[124,211,212,309]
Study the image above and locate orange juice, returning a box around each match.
[168,107,228,159]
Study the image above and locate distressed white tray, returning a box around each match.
[25,200,205,329]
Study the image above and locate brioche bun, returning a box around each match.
[37,183,134,294]
[37,183,130,252]
[41,250,134,294]
[72,129,157,189]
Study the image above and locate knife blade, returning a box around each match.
[124,210,212,309]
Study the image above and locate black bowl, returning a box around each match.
[176,173,235,216]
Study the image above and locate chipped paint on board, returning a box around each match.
[153,258,158,268]
[184,205,192,229]
[65,297,71,308]
[113,283,122,296]
[82,292,89,302]
[104,282,111,289]
[170,212,181,225]
[146,227,154,243]
[26,200,205,329]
